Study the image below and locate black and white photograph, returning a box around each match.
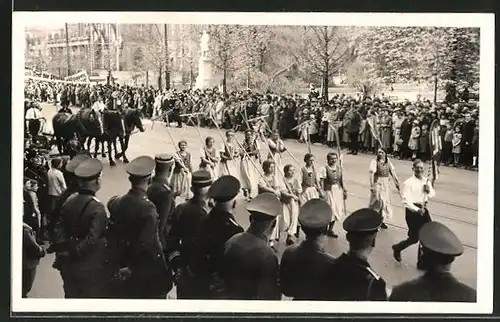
[12,12,494,314]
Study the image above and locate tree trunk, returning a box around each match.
[158,66,162,89]
[145,69,149,87]
[222,68,227,95]
[246,68,250,89]
[433,75,438,103]
[322,73,329,100]
[164,24,170,90]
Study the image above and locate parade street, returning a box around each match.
[29,103,478,299]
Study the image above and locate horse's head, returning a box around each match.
[125,108,145,133]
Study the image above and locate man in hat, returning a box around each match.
[48,153,90,254]
[323,208,388,301]
[106,156,172,299]
[53,158,111,298]
[391,159,435,268]
[220,193,282,300]
[167,170,213,299]
[280,199,336,300]
[147,154,176,255]
[345,105,362,155]
[390,222,476,302]
[193,175,244,299]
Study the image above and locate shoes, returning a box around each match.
[286,236,295,246]
[380,222,388,229]
[327,231,338,239]
[392,245,402,262]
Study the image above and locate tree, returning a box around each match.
[209,25,242,94]
[346,60,383,97]
[300,26,358,99]
[357,27,480,102]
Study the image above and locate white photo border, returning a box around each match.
[11,11,495,314]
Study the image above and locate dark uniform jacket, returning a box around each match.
[389,271,477,302]
[280,240,336,300]
[221,231,281,300]
[54,189,109,274]
[106,187,173,298]
[193,206,244,298]
[323,253,388,301]
[23,223,45,270]
[167,198,211,271]
[146,177,176,252]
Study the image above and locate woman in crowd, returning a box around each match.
[257,160,283,249]
[280,164,302,245]
[199,136,219,180]
[172,140,193,201]
[240,130,261,201]
[219,129,241,181]
[318,152,347,239]
[368,148,400,229]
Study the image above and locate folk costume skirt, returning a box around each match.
[282,199,299,235]
[240,156,259,195]
[368,177,393,220]
[171,171,192,200]
[324,184,344,222]
[219,158,241,182]
[299,186,319,206]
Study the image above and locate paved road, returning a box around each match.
[28,103,478,298]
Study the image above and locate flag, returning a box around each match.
[429,120,442,182]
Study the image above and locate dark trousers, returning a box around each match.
[393,206,431,252]
[61,269,111,298]
[28,119,41,137]
[22,267,37,298]
[176,267,205,299]
[348,132,359,153]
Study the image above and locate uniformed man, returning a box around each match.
[48,154,90,256]
[147,154,176,254]
[106,156,173,299]
[53,158,111,298]
[280,199,336,300]
[323,208,388,301]
[221,193,282,300]
[193,175,244,299]
[167,170,213,299]
[390,222,476,302]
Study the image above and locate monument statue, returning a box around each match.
[200,30,210,58]
[196,29,221,89]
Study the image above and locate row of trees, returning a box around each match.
[26,24,480,101]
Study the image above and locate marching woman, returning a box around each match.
[318,152,347,239]
[368,148,400,229]
[299,153,322,205]
[266,130,287,186]
[199,136,219,180]
[240,130,261,201]
[218,130,241,181]
[172,140,193,201]
[257,160,283,250]
[280,164,302,245]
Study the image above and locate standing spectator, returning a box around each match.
[23,219,46,297]
[408,120,421,160]
[442,123,454,165]
[345,105,362,155]
[419,124,430,161]
[379,109,392,152]
[471,119,479,169]
[23,179,41,238]
[47,157,67,230]
[452,126,463,167]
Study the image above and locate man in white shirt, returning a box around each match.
[391,159,435,268]
[92,96,106,113]
[47,157,67,233]
[25,102,42,137]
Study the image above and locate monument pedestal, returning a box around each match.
[195,57,221,90]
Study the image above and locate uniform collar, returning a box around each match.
[78,188,96,196]
[342,252,370,267]
[129,186,148,198]
[302,238,325,251]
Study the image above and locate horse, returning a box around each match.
[115,107,145,160]
[74,108,106,159]
[52,112,79,156]
[101,109,128,166]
